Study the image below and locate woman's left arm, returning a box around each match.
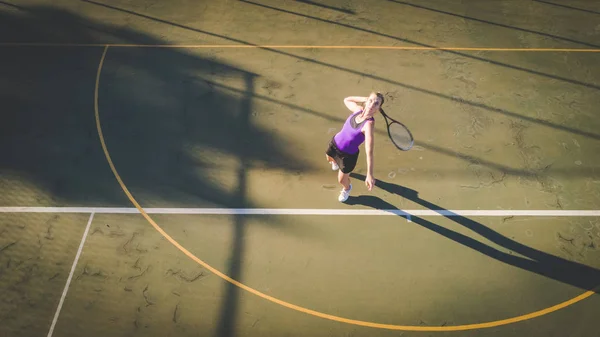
[364,121,375,191]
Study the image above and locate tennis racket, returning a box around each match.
[379,108,414,151]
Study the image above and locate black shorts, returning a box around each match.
[325,137,359,174]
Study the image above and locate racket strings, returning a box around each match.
[388,122,413,150]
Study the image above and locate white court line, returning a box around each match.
[47,212,95,337]
[1,207,600,216]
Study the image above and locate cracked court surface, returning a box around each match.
[1,0,600,336]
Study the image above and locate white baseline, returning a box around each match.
[1,207,600,216]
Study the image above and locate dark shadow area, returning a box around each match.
[0,5,311,208]
[389,0,600,47]
[0,5,315,337]
[295,0,355,15]
[216,74,254,337]
[349,173,600,292]
[533,0,600,16]
[0,3,158,45]
[76,0,600,144]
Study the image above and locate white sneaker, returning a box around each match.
[338,184,352,202]
[331,161,339,171]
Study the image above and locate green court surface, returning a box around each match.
[1,0,600,336]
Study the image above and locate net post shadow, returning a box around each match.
[215,72,256,337]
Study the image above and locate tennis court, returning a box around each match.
[1,0,600,336]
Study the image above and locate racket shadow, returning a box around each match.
[348,173,600,292]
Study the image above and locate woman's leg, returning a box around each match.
[338,170,351,191]
[337,170,352,202]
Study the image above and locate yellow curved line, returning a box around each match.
[94,44,597,331]
[2,42,600,52]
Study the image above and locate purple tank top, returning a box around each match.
[333,111,374,154]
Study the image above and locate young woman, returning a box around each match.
[325,92,384,202]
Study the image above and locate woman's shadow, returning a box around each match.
[348,173,600,292]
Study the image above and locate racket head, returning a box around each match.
[387,121,414,151]
[379,108,414,151]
